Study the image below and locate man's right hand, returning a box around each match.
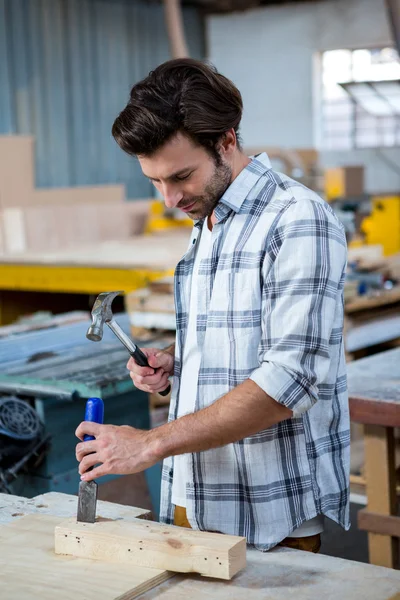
[127,347,174,394]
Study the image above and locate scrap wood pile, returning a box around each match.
[125,276,176,338]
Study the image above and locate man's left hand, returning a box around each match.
[75,422,160,482]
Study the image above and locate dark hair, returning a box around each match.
[112,58,243,163]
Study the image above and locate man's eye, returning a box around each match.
[176,172,191,181]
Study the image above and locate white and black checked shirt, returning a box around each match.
[160,153,350,550]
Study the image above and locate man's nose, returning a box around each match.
[162,183,183,209]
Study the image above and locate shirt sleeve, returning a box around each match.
[249,198,347,417]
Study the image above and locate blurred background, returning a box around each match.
[0,0,400,569]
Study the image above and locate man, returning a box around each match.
[76,58,350,553]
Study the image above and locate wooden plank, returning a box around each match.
[148,276,174,294]
[137,547,400,600]
[3,493,400,600]
[350,397,400,427]
[0,230,190,269]
[0,492,152,526]
[125,289,176,314]
[364,425,398,568]
[0,514,172,600]
[358,509,400,538]
[55,516,246,580]
[347,348,400,427]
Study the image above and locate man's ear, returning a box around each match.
[219,129,237,157]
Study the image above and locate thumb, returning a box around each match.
[148,351,172,370]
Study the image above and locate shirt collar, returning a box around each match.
[194,152,272,228]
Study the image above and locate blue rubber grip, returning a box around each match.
[83,397,104,442]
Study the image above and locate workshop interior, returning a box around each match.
[1,1,400,598]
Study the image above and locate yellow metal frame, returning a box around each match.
[361,195,400,257]
[0,263,172,295]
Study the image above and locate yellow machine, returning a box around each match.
[145,200,193,234]
[361,195,400,257]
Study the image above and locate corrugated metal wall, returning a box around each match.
[0,0,205,198]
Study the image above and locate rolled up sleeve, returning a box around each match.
[249,199,347,417]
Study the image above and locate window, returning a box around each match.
[322,47,400,150]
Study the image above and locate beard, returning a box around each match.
[177,160,232,221]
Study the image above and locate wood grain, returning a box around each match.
[358,509,400,538]
[55,516,246,580]
[364,425,398,568]
[0,514,173,600]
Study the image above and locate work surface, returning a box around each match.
[0,231,190,269]
[347,347,400,426]
[1,492,400,600]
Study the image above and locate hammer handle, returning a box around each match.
[131,347,171,397]
[106,319,171,397]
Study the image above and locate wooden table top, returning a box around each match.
[2,492,400,600]
[347,347,400,427]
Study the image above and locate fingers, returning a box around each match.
[130,368,169,393]
[80,463,108,482]
[75,421,101,441]
[126,348,173,375]
[75,440,96,462]
[150,372,171,394]
[126,355,154,377]
[147,352,173,371]
[133,368,166,387]
[79,453,99,475]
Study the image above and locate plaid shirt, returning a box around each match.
[160,153,350,550]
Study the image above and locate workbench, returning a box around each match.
[1,491,399,600]
[347,347,400,569]
[0,232,189,324]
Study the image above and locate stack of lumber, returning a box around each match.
[0,136,151,254]
[125,276,176,335]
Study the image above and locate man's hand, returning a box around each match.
[127,346,174,394]
[75,422,161,482]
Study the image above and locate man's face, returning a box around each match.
[138,132,232,221]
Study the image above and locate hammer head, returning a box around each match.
[86,291,122,342]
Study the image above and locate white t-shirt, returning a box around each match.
[171,219,324,538]
[171,219,212,507]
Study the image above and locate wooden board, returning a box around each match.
[0,230,190,269]
[347,347,400,427]
[0,491,151,525]
[0,514,173,600]
[363,425,398,569]
[2,492,400,600]
[55,516,246,580]
[136,547,400,600]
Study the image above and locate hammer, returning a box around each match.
[87,291,171,396]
